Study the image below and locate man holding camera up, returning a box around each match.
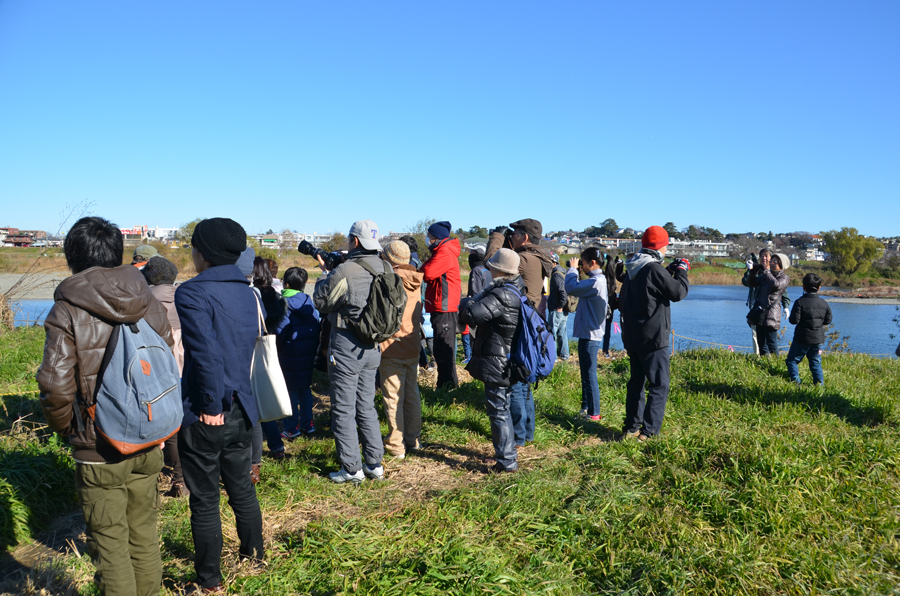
[619,226,689,441]
[485,219,554,448]
[313,220,385,484]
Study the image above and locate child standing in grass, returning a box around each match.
[786,273,832,386]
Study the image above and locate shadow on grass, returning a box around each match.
[0,509,84,594]
[687,380,891,427]
[413,443,491,473]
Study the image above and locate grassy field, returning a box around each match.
[1,325,899,595]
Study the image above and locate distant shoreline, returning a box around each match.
[821,297,900,305]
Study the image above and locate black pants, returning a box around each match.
[163,431,183,485]
[431,311,459,389]
[179,400,264,588]
[756,325,779,355]
[623,347,671,437]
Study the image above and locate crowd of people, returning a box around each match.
[34,215,844,594]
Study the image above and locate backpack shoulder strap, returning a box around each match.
[92,323,122,402]
[355,258,381,278]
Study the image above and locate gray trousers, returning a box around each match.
[328,330,384,474]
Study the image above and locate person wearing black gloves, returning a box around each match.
[618,225,689,441]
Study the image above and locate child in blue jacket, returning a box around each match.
[275,267,321,439]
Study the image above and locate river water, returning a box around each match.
[10,285,900,357]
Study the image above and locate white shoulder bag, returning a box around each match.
[250,295,292,423]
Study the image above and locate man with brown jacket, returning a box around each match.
[485,219,554,447]
[378,241,425,459]
[485,219,554,308]
[37,216,174,596]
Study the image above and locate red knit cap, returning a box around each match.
[641,226,669,250]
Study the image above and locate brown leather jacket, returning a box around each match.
[380,264,424,361]
[36,265,174,463]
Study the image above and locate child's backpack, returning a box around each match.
[508,286,557,384]
[86,319,183,455]
[345,260,408,344]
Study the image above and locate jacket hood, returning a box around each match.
[393,263,424,292]
[625,250,663,280]
[517,244,554,276]
[490,274,525,292]
[432,237,461,257]
[54,265,157,324]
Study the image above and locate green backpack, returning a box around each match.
[345,260,408,344]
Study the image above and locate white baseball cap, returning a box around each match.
[348,219,381,251]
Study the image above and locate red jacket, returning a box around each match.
[420,237,461,313]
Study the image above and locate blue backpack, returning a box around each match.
[508,286,557,384]
[86,319,183,455]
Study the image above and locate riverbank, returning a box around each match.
[824,297,900,305]
[2,325,899,594]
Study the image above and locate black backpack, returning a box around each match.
[345,260,408,344]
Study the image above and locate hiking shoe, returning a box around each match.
[388,452,406,461]
[281,426,302,439]
[622,429,641,441]
[578,409,588,418]
[250,464,261,485]
[269,449,286,460]
[364,464,384,480]
[328,468,365,484]
[637,433,652,442]
[486,462,517,474]
[165,482,190,498]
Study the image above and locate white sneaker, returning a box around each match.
[364,464,384,480]
[328,468,364,484]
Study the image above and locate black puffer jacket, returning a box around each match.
[459,275,524,387]
[789,293,832,344]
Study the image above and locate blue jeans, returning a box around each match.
[462,332,472,361]
[483,383,517,471]
[548,310,569,359]
[259,387,314,452]
[578,339,601,416]
[757,325,779,355]
[786,342,824,385]
[510,381,534,446]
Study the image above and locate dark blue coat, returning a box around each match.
[274,291,320,391]
[175,264,261,427]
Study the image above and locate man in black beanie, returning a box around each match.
[175,217,265,592]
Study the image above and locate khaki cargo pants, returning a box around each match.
[379,356,422,456]
[76,448,164,596]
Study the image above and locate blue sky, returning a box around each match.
[1,1,897,237]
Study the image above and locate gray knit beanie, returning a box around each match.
[486,248,520,276]
[773,252,791,270]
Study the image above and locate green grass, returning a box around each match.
[1,323,899,594]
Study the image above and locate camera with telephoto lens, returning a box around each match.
[297,239,346,271]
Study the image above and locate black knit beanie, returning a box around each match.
[191,218,246,267]
[141,256,178,286]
